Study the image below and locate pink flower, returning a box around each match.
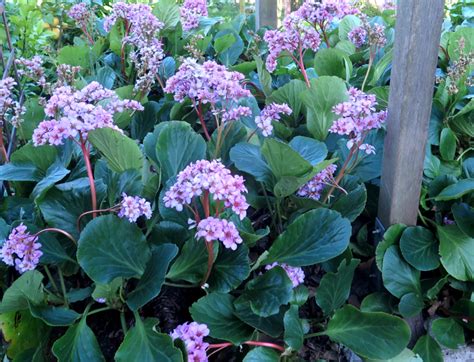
[0,224,42,274]
[329,87,386,153]
[221,106,252,123]
[117,193,152,223]
[0,77,16,118]
[170,322,209,362]
[32,82,143,146]
[68,3,92,29]
[255,103,292,137]
[348,27,367,48]
[16,56,46,87]
[196,217,243,250]
[265,262,305,287]
[180,0,208,31]
[297,164,337,200]
[163,159,249,220]
[164,58,250,105]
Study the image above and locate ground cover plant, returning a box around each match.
[0,0,473,361]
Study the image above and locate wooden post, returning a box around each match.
[255,0,278,29]
[377,0,444,227]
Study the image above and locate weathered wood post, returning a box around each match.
[378,0,444,227]
[255,0,278,29]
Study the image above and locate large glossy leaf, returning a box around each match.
[440,128,457,161]
[314,48,352,80]
[316,259,360,315]
[267,80,307,123]
[190,293,254,344]
[235,267,293,317]
[302,76,348,140]
[398,292,424,318]
[243,347,280,362]
[413,335,443,362]
[452,203,474,238]
[233,302,285,338]
[29,304,81,327]
[399,226,440,271]
[229,143,273,184]
[156,121,207,181]
[52,318,105,362]
[0,270,44,313]
[382,246,421,298]
[325,305,411,360]
[88,128,143,173]
[77,215,151,284]
[284,305,308,350]
[438,224,474,281]
[115,318,182,361]
[331,175,367,222]
[434,179,474,201]
[208,244,250,293]
[127,244,178,311]
[431,318,465,349]
[153,0,180,31]
[265,209,351,266]
[376,224,406,271]
[288,136,328,166]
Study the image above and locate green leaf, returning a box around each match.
[230,143,273,184]
[17,98,45,140]
[115,318,182,361]
[302,76,348,140]
[376,224,407,271]
[153,0,180,31]
[413,335,443,362]
[448,27,474,61]
[0,270,44,313]
[208,244,250,293]
[316,259,360,315]
[234,301,285,338]
[261,138,313,178]
[265,209,351,266]
[360,292,393,313]
[267,80,306,123]
[190,293,254,344]
[399,226,440,271]
[255,56,273,96]
[52,318,105,362]
[440,128,457,161]
[314,48,352,80]
[325,305,411,360]
[156,121,207,181]
[398,293,424,318]
[214,33,236,53]
[452,203,474,238]
[77,215,151,284]
[382,246,421,298]
[243,347,280,362]
[10,143,57,172]
[208,122,247,165]
[431,318,465,349]
[434,178,474,201]
[29,304,81,326]
[288,136,328,166]
[338,15,362,40]
[284,305,307,350]
[331,175,367,222]
[88,128,143,173]
[438,224,474,281]
[127,244,178,311]
[369,49,393,86]
[58,45,95,70]
[235,267,293,317]
[215,29,244,66]
[366,348,423,362]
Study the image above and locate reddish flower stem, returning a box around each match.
[35,228,77,245]
[76,206,119,232]
[201,191,213,287]
[81,26,94,46]
[80,140,97,218]
[197,102,211,141]
[322,145,357,203]
[298,46,311,88]
[207,341,285,352]
[0,126,8,162]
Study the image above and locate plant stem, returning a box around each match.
[80,140,97,218]
[120,311,128,334]
[361,50,374,91]
[43,265,59,293]
[35,227,77,245]
[57,267,69,308]
[322,145,357,203]
[304,331,325,339]
[298,46,311,88]
[87,306,112,316]
[201,241,214,287]
[197,102,211,141]
[76,206,119,232]
[164,281,197,288]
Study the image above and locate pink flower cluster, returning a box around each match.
[0,224,42,274]
[221,106,252,123]
[264,12,321,72]
[265,262,305,287]
[297,164,337,200]
[0,77,16,119]
[329,87,386,154]
[170,322,210,362]
[32,82,143,146]
[117,193,152,223]
[255,103,292,137]
[164,58,251,105]
[16,56,46,87]
[296,0,359,25]
[68,3,92,29]
[164,159,249,220]
[196,217,242,250]
[180,0,208,31]
[348,27,367,48]
[103,2,165,93]
[56,64,81,87]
